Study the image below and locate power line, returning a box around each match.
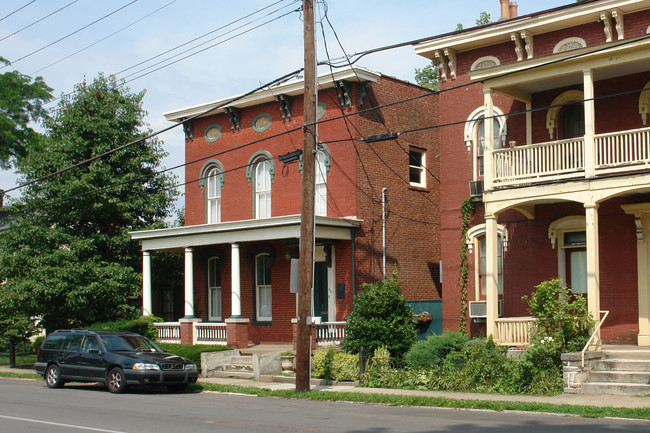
[29,0,175,75]
[0,0,37,23]
[0,0,79,43]
[0,0,140,69]
[114,0,294,77]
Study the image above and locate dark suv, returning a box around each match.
[35,329,198,393]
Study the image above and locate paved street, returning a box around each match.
[1,378,649,433]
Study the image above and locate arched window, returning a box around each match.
[465,108,507,180]
[208,257,222,321]
[199,160,224,224]
[255,253,272,321]
[206,167,221,224]
[546,90,584,140]
[254,159,272,219]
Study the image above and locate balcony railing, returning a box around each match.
[194,322,227,345]
[315,321,346,346]
[492,127,650,187]
[494,316,536,346]
[154,322,181,344]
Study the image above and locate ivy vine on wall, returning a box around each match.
[458,197,475,334]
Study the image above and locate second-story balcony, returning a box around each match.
[492,126,650,188]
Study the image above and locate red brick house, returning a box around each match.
[414,0,650,346]
[130,67,440,348]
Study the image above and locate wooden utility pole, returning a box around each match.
[295,0,316,393]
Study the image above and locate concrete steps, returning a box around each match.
[210,354,255,379]
[584,347,650,396]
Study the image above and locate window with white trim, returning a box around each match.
[465,108,507,181]
[255,253,272,321]
[254,159,271,219]
[206,167,221,224]
[478,236,503,296]
[315,149,327,216]
[409,147,426,187]
[208,257,222,321]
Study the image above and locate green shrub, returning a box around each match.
[342,272,417,358]
[523,279,594,352]
[312,346,337,380]
[331,352,359,381]
[90,315,163,340]
[32,335,45,352]
[404,332,469,369]
[157,343,232,370]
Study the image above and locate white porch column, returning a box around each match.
[483,87,495,190]
[585,202,601,344]
[142,251,152,316]
[485,213,499,338]
[231,242,242,318]
[583,69,596,178]
[184,247,195,318]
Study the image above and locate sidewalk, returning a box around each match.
[6,366,650,409]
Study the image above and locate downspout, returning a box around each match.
[382,187,387,280]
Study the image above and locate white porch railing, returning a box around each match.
[494,316,536,346]
[596,127,650,174]
[194,322,227,345]
[493,137,584,186]
[154,322,181,344]
[315,321,346,346]
[492,126,650,187]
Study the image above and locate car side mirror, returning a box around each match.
[89,349,102,355]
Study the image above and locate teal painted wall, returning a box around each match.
[407,299,442,340]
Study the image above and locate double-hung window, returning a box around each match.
[254,159,271,219]
[206,167,221,223]
[315,149,327,216]
[409,147,426,187]
[255,253,272,321]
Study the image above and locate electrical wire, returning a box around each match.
[0,0,140,69]
[0,0,79,43]
[29,0,175,75]
[0,0,37,23]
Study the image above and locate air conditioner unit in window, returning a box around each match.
[469,180,484,197]
[468,300,503,318]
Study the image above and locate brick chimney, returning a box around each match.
[500,0,509,19]
[509,2,519,18]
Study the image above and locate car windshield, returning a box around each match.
[100,335,162,353]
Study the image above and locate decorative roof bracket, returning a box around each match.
[358,82,370,108]
[224,107,241,132]
[601,9,624,42]
[511,31,533,61]
[275,94,293,121]
[181,118,194,140]
[335,80,352,109]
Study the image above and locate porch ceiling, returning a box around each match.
[130,215,360,251]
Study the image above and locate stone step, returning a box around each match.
[230,355,254,365]
[223,364,254,373]
[211,370,255,380]
[589,370,650,384]
[582,382,650,396]
[593,360,650,372]
[602,349,650,361]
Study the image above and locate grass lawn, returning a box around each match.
[0,352,36,368]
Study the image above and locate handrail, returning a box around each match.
[581,310,609,367]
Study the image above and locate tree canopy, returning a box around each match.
[0,57,52,169]
[0,74,178,335]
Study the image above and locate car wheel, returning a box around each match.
[167,384,187,393]
[106,367,127,393]
[45,364,64,389]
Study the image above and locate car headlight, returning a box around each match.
[133,363,160,371]
[185,363,197,371]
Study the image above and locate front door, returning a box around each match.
[314,262,328,322]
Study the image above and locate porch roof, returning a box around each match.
[130,215,361,251]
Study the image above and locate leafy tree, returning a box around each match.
[0,57,52,169]
[342,271,417,358]
[0,74,178,335]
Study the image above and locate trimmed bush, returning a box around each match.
[342,272,416,359]
[90,315,163,340]
[312,347,360,381]
[157,343,232,370]
[404,332,469,369]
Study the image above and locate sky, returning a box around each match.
[0,0,571,207]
